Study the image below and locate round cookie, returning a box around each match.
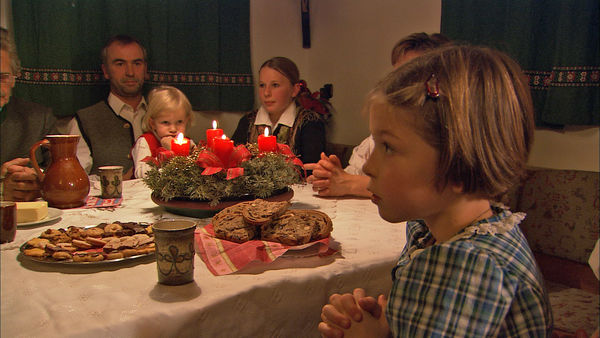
[72,239,93,250]
[242,199,291,226]
[27,237,50,249]
[212,201,258,243]
[24,248,47,257]
[72,253,88,262]
[85,237,107,247]
[104,223,123,236]
[105,252,124,260]
[52,251,72,260]
[84,227,104,238]
[121,249,138,257]
[40,228,62,240]
[261,209,333,245]
[66,226,86,240]
[87,253,104,262]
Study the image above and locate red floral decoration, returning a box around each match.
[196,145,251,180]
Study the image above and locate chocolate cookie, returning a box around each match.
[261,210,333,245]
[242,199,291,226]
[212,201,258,243]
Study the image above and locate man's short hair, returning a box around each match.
[390,32,450,66]
[101,34,147,65]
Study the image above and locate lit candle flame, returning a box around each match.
[175,132,185,144]
[212,120,217,129]
[264,127,270,137]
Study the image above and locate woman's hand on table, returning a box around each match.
[318,288,390,338]
[1,158,42,201]
[305,153,372,198]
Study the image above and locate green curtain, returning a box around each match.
[12,0,254,117]
[441,0,599,127]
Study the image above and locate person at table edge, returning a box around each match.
[0,27,56,201]
[232,56,328,165]
[67,34,148,178]
[306,32,450,197]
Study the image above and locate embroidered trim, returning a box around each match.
[525,66,600,90]
[402,204,525,263]
[460,203,525,237]
[16,67,253,87]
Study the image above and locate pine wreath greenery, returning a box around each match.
[143,143,303,206]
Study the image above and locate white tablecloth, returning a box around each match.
[1,178,406,337]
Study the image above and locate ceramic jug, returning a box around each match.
[30,135,90,208]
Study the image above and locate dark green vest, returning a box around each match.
[75,101,134,174]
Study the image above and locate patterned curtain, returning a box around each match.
[12,0,253,117]
[441,0,599,127]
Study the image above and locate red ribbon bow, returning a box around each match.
[142,147,175,167]
[276,144,306,177]
[195,145,251,180]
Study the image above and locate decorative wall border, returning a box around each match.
[525,66,600,90]
[16,67,253,87]
[147,70,253,87]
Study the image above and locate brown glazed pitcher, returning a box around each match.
[30,135,90,208]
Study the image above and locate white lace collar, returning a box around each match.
[408,203,526,259]
[451,202,525,241]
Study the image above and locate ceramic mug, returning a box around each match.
[98,166,123,199]
[0,201,17,243]
[152,219,197,285]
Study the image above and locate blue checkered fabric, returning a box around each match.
[386,206,553,337]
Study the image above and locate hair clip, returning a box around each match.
[425,73,440,99]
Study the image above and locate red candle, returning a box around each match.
[258,127,277,152]
[171,133,190,156]
[206,120,224,149]
[213,135,234,167]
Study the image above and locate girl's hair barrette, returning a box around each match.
[425,73,440,99]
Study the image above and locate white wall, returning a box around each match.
[250,0,442,146]
[529,127,599,171]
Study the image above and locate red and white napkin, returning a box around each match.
[195,225,336,276]
[82,196,122,208]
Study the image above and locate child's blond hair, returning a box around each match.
[370,45,534,198]
[142,85,193,132]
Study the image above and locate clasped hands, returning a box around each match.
[319,288,390,338]
[305,153,371,198]
[1,158,42,201]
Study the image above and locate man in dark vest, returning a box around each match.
[1,28,56,201]
[67,35,147,177]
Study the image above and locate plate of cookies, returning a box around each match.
[19,221,156,265]
[196,199,336,275]
[212,199,333,245]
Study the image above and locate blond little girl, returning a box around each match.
[131,85,194,178]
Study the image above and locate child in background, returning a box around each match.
[318,45,552,337]
[231,56,327,164]
[131,85,194,178]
